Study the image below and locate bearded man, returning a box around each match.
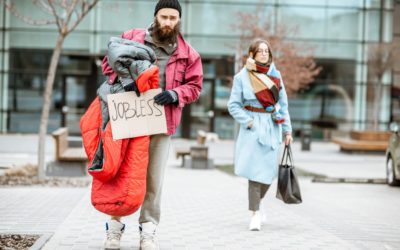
[101,0,203,249]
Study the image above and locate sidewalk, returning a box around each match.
[41,169,359,250]
[0,135,397,250]
[39,138,399,249]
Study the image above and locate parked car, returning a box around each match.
[386,122,400,186]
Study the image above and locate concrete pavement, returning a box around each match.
[0,135,398,249]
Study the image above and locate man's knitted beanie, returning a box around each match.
[154,0,182,17]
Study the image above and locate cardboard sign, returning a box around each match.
[107,88,167,140]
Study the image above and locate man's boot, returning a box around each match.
[139,222,159,250]
[104,220,125,250]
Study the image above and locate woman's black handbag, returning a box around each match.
[276,145,302,204]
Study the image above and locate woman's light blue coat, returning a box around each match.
[227,63,292,184]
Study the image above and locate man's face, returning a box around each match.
[154,8,180,42]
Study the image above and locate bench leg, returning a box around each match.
[181,156,185,168]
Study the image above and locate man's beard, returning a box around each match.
[153,18,181,44]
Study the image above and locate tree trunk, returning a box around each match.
[373,78,383,131]
[38,34,65,180]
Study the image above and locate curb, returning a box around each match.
[29,234,52,250]
[312,177,387,184]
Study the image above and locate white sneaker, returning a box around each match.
[249,211,261,231]
[139,222,159,250]
[104,220,125,250]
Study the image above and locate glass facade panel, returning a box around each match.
[10,31,58,48]
[9,1,93,31]
[302,41,359,60]
[326,0,363,8]
[0,3,3,27]
[9,112,61,133]
[189,79,213,138]
[9,31,92,50]
[277,6,327,40]
[73,11,93,31]
[187,36,238,55]
[288,59,356,132]
[7,72,62,133]
[279,0,328,6]
[278,6,360,40]
[9,1,55,30]
[188,3,275,36]
[214,77,235,139]
[10,50,51,71]
[366,0,388,8]
[99,1,154,32]
[365,84,391,129]
[366,10,381,41]
[280,0,366,8]
[326,8,360,40]
[383,11,393,41]
[63,75,87,134]
[7,50,94,133]
[188,0,275,3]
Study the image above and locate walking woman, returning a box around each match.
[227,39,293,231]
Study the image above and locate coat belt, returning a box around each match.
[244,105,274,113]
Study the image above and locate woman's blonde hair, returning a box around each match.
[248,39,273,65]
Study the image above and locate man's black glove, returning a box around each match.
[154,91,176,105]
[123,81,140,97]
[120,61,141,97]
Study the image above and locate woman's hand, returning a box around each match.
[246,120,254,130]
[285,134,293,145]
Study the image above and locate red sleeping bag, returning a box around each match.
[80,66,159,217]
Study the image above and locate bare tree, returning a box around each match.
[3,0,100,179]
[368,41,400,130]
[232,7,321,96]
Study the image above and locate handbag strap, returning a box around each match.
[280,144,294,166]
[287,144,294,164]
[280,145,289,165]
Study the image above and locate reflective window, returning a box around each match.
[277,6,360,40]
[366,11,381,41]
[289,59,357,131]
[187,0,275,3]
[326,8,360,40]
[279,0,328,6]
[365,0,393,9]
[187,36,239,55]
[326,0,363,8]
[99,1,154,32]
[188,3,275,36]
[7,50,94,133]
[279,0,363,7]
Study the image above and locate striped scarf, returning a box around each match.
[245,58,281,108]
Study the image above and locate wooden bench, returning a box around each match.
[332,131,390,153]
[52,127,87,162]
[332,137,388,152]
[175,147,191,167]
[174,130,217,168]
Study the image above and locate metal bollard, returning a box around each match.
[301,129,311,151]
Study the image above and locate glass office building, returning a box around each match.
[0,0,399,139]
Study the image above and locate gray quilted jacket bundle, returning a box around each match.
[107,37,156,87]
